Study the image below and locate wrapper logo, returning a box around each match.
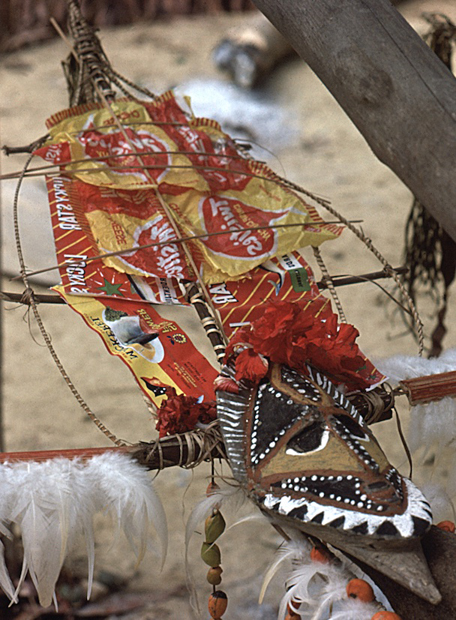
[199,196,288,260]
[35,142,71,164]
[116,215,188,280]
[77,121,172,183]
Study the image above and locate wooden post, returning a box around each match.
[354,527,456,619]
[250,0,456,242]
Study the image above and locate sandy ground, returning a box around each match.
[1,2,456,618]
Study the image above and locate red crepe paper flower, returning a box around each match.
[213,375,239,394]
[235,349,269,383]
[156,388,217,438]
[227,300,380,392]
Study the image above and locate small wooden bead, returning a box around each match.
[371,612,402,620]
[284,614,300,620]
[207,566,223,586]
[436,520,455,533]
[208,590,228,619]
[346,578,375,602]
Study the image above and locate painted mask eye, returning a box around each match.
[286,421,329,455]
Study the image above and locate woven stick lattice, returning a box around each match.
[5,0,425,461]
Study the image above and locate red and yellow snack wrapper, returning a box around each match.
[46,171,381,404]
[36,93,343,284]
[55,290,218,407]
[38,91,384,409]
[47,174,187,303]
[48,173,222,407]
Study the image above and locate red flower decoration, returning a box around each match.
[213,375,239,394]
[235,349,269,383]
[155,388,217,438]
[246,301,319,365]
[227,300,383,392]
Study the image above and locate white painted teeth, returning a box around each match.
[263,477,433,540]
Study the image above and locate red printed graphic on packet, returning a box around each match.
[67,294,218,403]
[199,194,289,261]
[143,97,251,193]
[47,175,188,303]
[209,253,323,339]
[77,124,172,184]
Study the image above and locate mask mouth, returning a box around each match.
[269,466,405,516]
[261,476,432,540]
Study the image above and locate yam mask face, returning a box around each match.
[217,361,432,541]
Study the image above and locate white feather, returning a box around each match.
[270,533,389,620]
[420,482,455,523]
[0,453,167,607]
[408,398,456,455]
[84,453,167,567]
[0,465,18,602]
[327,598,379,620]
[374,350,456,384]
[64,458,99,599]
[309,570,350,620]
[277,546,332,618]
[0,541,16,604]
[375,352,456,505]
[6,459,76,607]
[260,532,311,604]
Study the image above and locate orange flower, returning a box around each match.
[437,520,455,533]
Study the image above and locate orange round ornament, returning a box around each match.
[208,590,228,619]
[310,546,332,563]
[437,520,455,533]
[371,612,402,620]
[346,578,375,602]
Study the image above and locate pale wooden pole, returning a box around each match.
[251,0,456,242]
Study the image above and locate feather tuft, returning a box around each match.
[0,453,167,607]
[266,532,386,620]
[374,349,456,384]
[375,351,456,508]
[84,453,168,567]
[421,482,456,523]
[326,597,379,620]
[408,398,456,455]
